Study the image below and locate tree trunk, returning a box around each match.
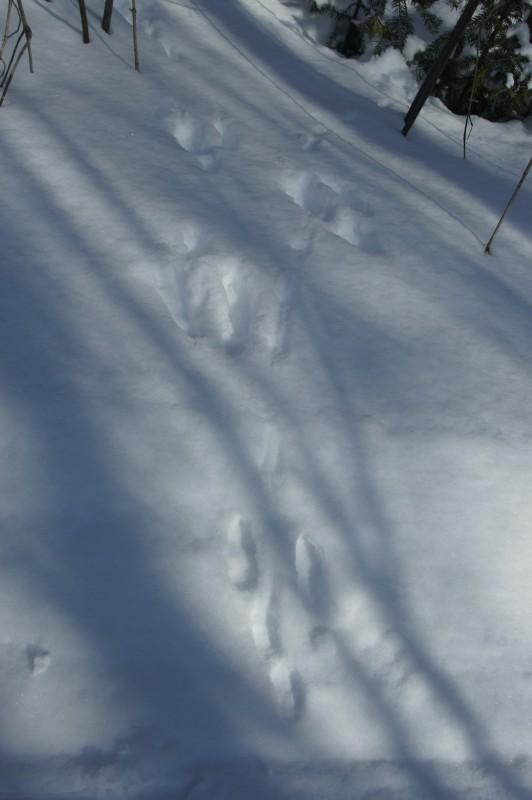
[102,0,113,33]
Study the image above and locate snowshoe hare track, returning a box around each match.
[342,589,415,693]
[143,19,183,61]
[226,515,258,592]
[295,533,329,616]
[26,643,51,676]
[225,516,303,720]
[158,252,290,356]
[0,640,51,686]
[269,659,304,720]
[166,109,240,171]
[282,171,378,250]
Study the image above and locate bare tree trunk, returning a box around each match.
[79,0,90,43]
[16,0,32,71]
[402,0,481,137]
[131,0,139,71]
[102,0,113,33]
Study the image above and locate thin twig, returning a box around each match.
[14,0,32,72]
[131,0,139,71]
[0,0,14,58]
[0,39,27,105]
[0,28,24,88]
[0,0,20,80]
[485,157,532,253]
[0,0,32,104]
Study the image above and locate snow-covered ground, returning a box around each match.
[1,0,532,796]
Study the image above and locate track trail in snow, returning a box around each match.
[143,0,424,725]
[165,108,240,172]
[281,169,378,249]
[155,223,291,356]
[226,514,303,720]
[223,438,423,727]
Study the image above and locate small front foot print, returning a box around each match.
[166,109,240,172]
[250,589,280,659]
[281,171,379,250]
[227,516,258,591]
[285,172,337,222]
[26,644,50,676]
[269,660,304,720]
[295,534,328,615]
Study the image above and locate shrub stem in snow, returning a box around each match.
[131,0,139,71]
[485,157,531,254]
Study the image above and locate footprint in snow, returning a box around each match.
[345,589,413,690]
[166,109,240,171]
[258,423,284,496]
[143,19,183,61]
[306,626,343,687]
[226,514,304,718]
[226,515,279,656]
[298,125,328,152]
[157,253,290,357]
[295,533,328,616]
[250,585,281,660]
[226,515,258,591]
[282,171,378,250]
[269,659,304,720]
[181,220,211,258]
[26,644,51,676]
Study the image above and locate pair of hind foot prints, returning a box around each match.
[226,516,328,721]
[282,170,379,252]
[157,246,290,357]
[165,109,240,172]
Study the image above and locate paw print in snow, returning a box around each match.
[26,644,51,676]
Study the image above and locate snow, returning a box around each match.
[0,0,532,797]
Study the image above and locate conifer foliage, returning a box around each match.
[311,0,532,120]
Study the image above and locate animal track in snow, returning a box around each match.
[310,625,337,657]
[226,516,258,591]
[375,631,413,689]
[305,626,343,688]
[143,19,183,61]
[269,659,304,720]
[282,172,377,249]
[226,514,304,719]
[258,424,284,496]
[295,534,328,616]
[157,253,290,356]
[180,220,211,258]
[344,589,412,690]
[166,109,239,171]
[297,126,328,152]
[288,173,337,222]
[26,644,51,676]
[250,585,280,660]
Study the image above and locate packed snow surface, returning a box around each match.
[1,0,532,797]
